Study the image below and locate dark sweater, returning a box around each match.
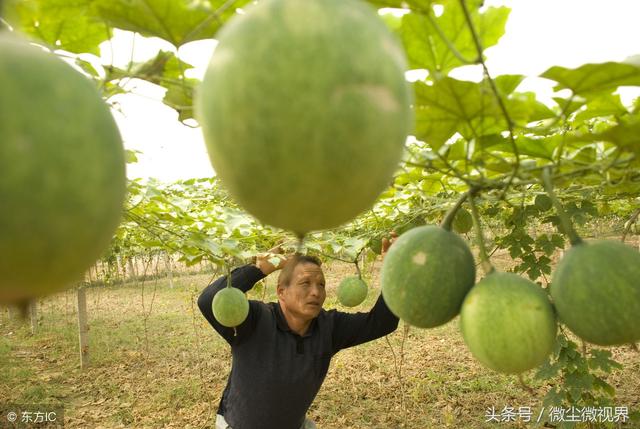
[197,264,399,429]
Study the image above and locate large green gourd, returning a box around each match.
[460,272,557,374]
[380,226,476,328]
[337,276,368,307]
[213,288,250,328]
[0,34,126,305]
[196,0,412,235]
[551,240,640,346]
[452,208,473,234]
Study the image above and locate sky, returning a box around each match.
[101,0,640,182]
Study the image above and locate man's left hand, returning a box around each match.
[255,245,289,275]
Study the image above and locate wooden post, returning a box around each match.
[165,252,174,289]
[128,257,137,282]
[77,288,89,369]
[29,299,38,334]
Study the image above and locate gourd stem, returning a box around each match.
[468,190,495,275]
[225,264,232,289]
[295,235,304,255]
[541,168,583,246]
[354,250,363,280]
[441,190,470,231]
[355,262,362,279]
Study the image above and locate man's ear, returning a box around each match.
[276,282,285,299]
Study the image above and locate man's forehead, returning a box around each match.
[293,263,324,277]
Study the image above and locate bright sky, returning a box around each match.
[102,0,640,182]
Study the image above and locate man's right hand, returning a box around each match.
[381,231,398,260]
[254,245,289,275]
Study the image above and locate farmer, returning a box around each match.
[197,239,398,429]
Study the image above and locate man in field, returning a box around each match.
[197,239,397,429]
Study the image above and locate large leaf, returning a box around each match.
[414,77,554,149]
[116,50,194,83]
[92,0,252,47]
[592,116,640,155]
[101,50,197,119]
[506,91,556,124]
[568,114,640,155]
[552,96,587,117]
[400,3,509,74]
[5,0,111,54]
[414,77,502,149]
[541,62,640,96]
[494,74,525,96]
[475,135,556,160]
[163,77,198,123]
[573,93,628,124]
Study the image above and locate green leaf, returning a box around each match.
[543,387,565,408]
[565,371,594,391]
[535,234,561,256]
[595,115,640,155]
[494,74,525,96]
[568,145,597,165]
[554,334,569,355]
[552,96,586,116]
[588,349,623,373]
[125,149,140,164]
[75,57,104,79]
[400,4,509,75]
[541,62,640,96]
[414,77,502,149]
[592,377,616,397]
[92,0,252,47]
[568,114,640,155]
[163,77,197,122]
[535,358,561,380]
[579,200,598,217]
[574,93,628,123]
[506,91,556,124]
[475,134,556,161]
[6,0,111,54]
[443,139,467,160]
[127,50,194,84]
[414,76,556,151]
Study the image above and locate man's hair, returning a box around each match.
[277,254,322,288]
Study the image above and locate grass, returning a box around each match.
[1,257,639,428]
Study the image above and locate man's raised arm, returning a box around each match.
[197,264,266,343]
[197,246,288,343]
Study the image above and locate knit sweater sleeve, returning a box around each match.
[330,292,399,353]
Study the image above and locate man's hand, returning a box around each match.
[254,245,289,275]
[381,231,398,260]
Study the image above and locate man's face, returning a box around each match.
[278,262,326,321]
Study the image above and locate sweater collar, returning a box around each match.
[274,302,319,338]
